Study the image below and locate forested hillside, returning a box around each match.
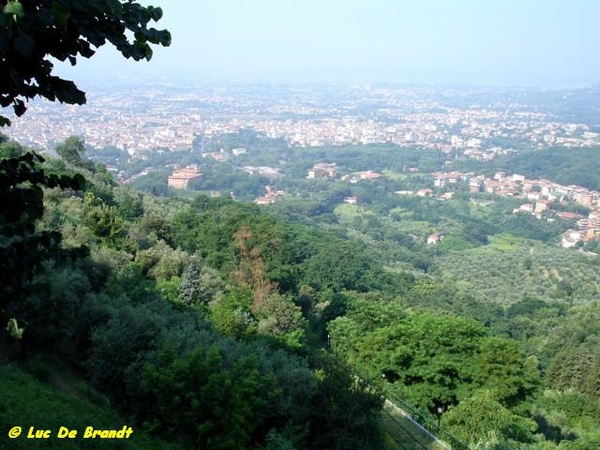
[2,133,600,449]
[0,137,386,449]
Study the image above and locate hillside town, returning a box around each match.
[430,170,600,248]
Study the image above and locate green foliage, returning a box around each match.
[55,136,88,168]
[16,264,91,348]
[134,210,175,247]
[548,343,600,399]
[142,344,270,450]
[209,289,255,338]
[307,355,384,450]
[330,298,539,423]
[286,143,447,175]
[500,214,569,242]
[7,117,600,450]
[441,389,537,447]
[177,261,202,305]
[0,152,85,326]
[300,240,376,292]
[0,0,170,125]
[261,430,297,450]
[534,390,600,449]
[155,276,180,303]
[558,434,600,450]
[83,192,125,241]
[178,262,224,307]
[85,298,213,412]
[0,363,178,450]
[134,241,189,282]
[438,237,600,307]
[114,186,144,220]
[81,274,366,450]
[190,160,270,201]
[0,134,27,158]
[172,195,263,266]
[254,292,307,348]
[105,262,159,304]
[172,194,400,298]
[129,167,170,195]
[474,337,540,405]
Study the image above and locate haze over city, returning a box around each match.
[56,0,600,87]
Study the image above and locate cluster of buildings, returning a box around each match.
[201,147,248,162]
[561,211,600,248]
[305,163,383,183]
[9,95,200,154]
[475,171,600,210]
[432,170,600,248]
[208,111,599,159]
[10,81,600,251]
[246,162,382,205]
[7,83,600,161]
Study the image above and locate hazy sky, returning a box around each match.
[59,0,600,87]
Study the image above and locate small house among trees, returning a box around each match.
[307,162,337,180]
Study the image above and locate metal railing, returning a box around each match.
[353,368,471,450]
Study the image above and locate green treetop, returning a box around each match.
[0,0,171,125]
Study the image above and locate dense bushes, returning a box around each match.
[4,137,600,449]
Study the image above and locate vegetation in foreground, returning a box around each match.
[2,132,600,449]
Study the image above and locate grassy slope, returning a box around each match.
[0,358,177,450]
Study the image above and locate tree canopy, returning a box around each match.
[0,0,171,125]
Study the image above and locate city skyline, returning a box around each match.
[54,0,600,88]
